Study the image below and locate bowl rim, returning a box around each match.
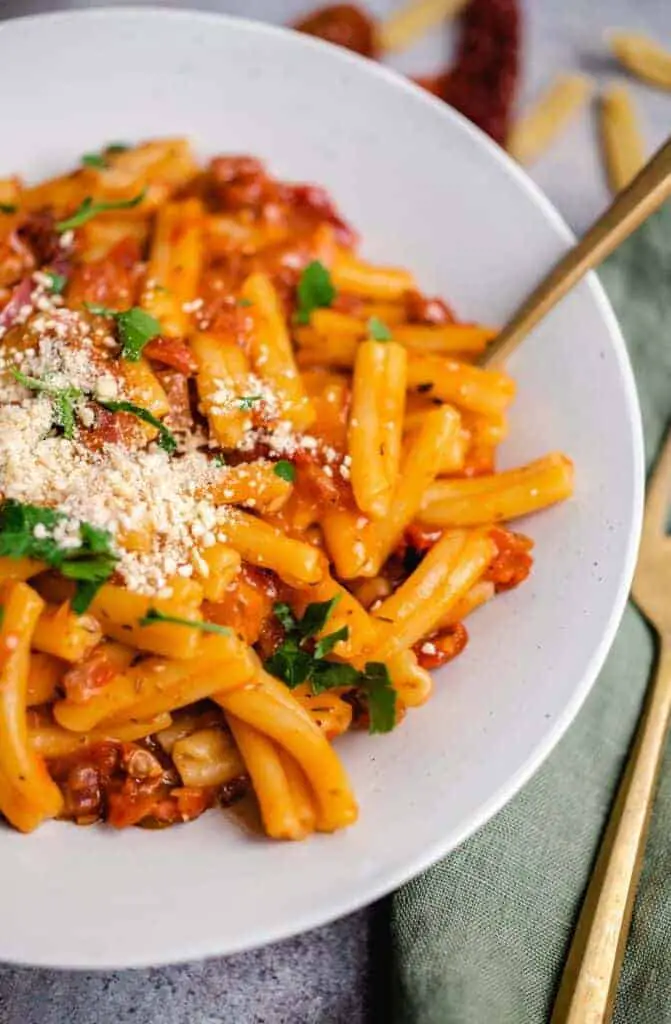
[0,5,645,969]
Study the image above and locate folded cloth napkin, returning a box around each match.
[391,205,671,1024]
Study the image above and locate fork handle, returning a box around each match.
[481,135,671,368]
[551,638,671,1024]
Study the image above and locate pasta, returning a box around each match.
[599,84,646,193]
[0,140,574,840]
[507,73,594,165]
[609,32,671,92]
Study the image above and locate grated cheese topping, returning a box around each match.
[0,279,344,598]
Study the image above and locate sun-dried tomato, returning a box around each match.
[294,4,378,58]
[417,0,521,146]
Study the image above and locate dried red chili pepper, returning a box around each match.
[293,4,378,59]
[416,0,521,146]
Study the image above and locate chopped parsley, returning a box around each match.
[0,203,17,215]
[295,260,335,324]
[238,395,262,411]
[96,399,177,454]
[360,662,397,733]
[273,460,295,483]
[139,608,231,635]
[85,304,161,361]
[368,316,392,342]
[45,271,67,295]
[0,500,118,613]
[11,370,81,440]
[105,142,130,156]
[56,190,146,232]
[237,298,253,308]
[265,598,397,733]
[81,153,108,169]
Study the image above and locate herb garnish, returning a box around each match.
[81,153,108,169]
[238,395,262,411]
[56,190,146,232]
[139,608,232,635]
[295,260,335,324]
[45,271,67,295]
[273,460,295,483]
[85,303,161,361]
[368,316,392,342]
[11,370,81,440]
[96,399,177,454]
[265,599,397,732]
[0,203,17,215]
[0,500,117,613]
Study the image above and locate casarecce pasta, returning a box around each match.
[0,139,574,839]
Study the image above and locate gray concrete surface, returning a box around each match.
[0,1,669,1022]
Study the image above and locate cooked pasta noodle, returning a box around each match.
[0,140,573,839]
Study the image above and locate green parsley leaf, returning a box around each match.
[11,370,81,440]
[314,625,349,659]
[368,316,392,342]
[273,460,296,483]
[0,500,118,613]
[105,142,130,156]
[238,395,262,411]
[45,271,67,295]
[361,662,397,733]
[298,596,341,639]
[116,308,161,361]
[0,500,61,562]
[264,597,346,691]
[56,190,146,232]
[96,399,177,454]
[310,660,360,694]
[82,153,108,169]
[0,203,17,215]
[84,303,118,317]
[264,600,397,733]
[85,303,161,361]
[237,298,253,308]
[272,602,297,632]
[138,608,232,635]
[213,454,226,468]
[295,260,335,324]
[265,640,313,688]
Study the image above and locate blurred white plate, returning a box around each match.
[0,7,643,968]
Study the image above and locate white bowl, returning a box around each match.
[0,7,643,969]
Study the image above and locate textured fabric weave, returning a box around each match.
[391,206,671,1024]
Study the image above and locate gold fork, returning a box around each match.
[552,428,671,1023]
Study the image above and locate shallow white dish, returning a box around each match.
[0,7,643,969]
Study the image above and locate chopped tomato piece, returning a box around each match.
[414,624,469,670]
[484,527,534,591]
[144,336,197,374]
[204,565,279,645]
[404,290,457,325]
[63,649,120,704]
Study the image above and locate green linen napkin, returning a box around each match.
[391,205,671,1024]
